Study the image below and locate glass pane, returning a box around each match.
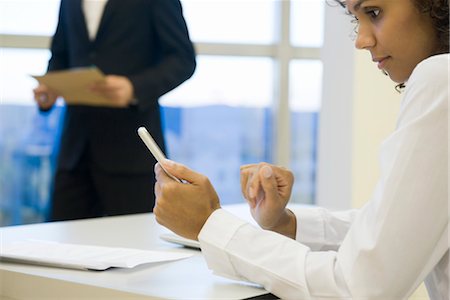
[289,59,323,204]
[0,48,62,226]
[0,0,60,36]
[181,0,275,44]
[0,104,64,226]
[291,0,325,47]
[161,106,271,205]
[0,48,51,105]
[161,55,274,107]
[161,55,274,204]
[289,59,323,112]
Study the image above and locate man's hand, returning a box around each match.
[90,75,135,107]
[33,84,59,110]
[240,163,296,239]
[154,160,221,241]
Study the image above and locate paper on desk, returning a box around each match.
[32,67,121,107]
[0,240,194,271]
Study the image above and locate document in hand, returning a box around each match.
[32,67,119,107]
[0,240,194,271]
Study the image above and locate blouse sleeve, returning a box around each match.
[292,207,358,251]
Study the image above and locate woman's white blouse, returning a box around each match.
[198,54,449,300]
[82,0,108,40]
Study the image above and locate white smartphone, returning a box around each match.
[137,126,182,183]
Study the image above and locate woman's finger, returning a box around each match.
[160,159,204,185]
[240,167,251,199]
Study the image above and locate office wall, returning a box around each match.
[315,2,354,210]
[351,51,401,208]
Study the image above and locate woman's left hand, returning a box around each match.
[154,160,221,241]
[240,163,296,238]
[90,75,134,107]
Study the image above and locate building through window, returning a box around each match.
[0,0,326,225]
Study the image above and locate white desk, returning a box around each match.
[0,204,273,300]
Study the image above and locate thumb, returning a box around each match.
[259,165,278,200]
[161,159,203,184]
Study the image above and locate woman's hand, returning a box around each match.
[154,160,221,241]
[90,75,135,107]
[240,163,296,239]
[33,84,59,110]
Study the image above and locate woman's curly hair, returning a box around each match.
[332,0,449,54]
[413,0,449,53]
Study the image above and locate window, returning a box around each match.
[161,56,273,202]
[0,1,62,225]
[0,0,327,225]
[181,0,276,44]
[291,0,325,47]
[0,0,60,36]
[167,1,325,205]
[289,59,323,204]
[1,48,51,105]
[161,56,273,108]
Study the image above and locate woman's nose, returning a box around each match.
[354,24,376,50]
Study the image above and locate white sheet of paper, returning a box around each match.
[0,240,194,271]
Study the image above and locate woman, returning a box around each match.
[33,0,196,221]
[154,0,449,298]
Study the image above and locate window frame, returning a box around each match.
[0,1,355,209]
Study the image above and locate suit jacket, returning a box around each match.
[49,0,196,174]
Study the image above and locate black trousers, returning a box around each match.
[49,151,155,222]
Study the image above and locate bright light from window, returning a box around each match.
[0,0,60,36]
[0,48,50,105]
[291,0,325,47]
[161,55,274,107]
[181,0,276,44]
[289,59,323,112]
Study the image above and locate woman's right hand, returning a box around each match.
[33,84,58,110]
[240,163,296,239]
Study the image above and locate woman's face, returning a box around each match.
[347,0,439,83]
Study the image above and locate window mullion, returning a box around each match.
[0,34,50,49]
[272,0,291,167]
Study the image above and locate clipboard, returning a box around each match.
[32,67,121,107]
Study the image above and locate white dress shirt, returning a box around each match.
[199,54,449,300]
[82,0,108,40]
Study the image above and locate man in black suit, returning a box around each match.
[33,0,196,221]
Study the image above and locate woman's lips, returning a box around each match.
[374,57,389,70]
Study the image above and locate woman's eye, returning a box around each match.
[366,8,381,19]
